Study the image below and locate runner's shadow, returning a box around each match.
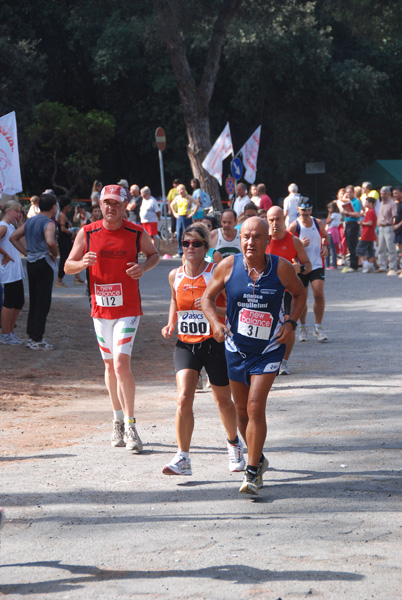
[0,560,364,595]
[0,453,76,463]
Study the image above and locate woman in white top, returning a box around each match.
[90,180,103,206]
[0,199,25,344]
[27,195,40,219]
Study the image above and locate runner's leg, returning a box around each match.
[175,369,198,452]
[229,380,250,443]
[210,384,237,441]
[242,373,276,467]
[311,278,325,325]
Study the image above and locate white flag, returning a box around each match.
[0,111,23,196]
[202,122,233,185]
[239,126,261,184]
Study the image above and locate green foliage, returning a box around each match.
[24,102,115,196]
[1,0,402,204]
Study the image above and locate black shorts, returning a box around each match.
[3,280,25,310]
[298,267,325,288]
[174,338,229,387]
[284,290,292,315]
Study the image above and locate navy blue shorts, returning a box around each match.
[225,345,285,385]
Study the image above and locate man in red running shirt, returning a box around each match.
[266,206,311,374]
[65,185,159,452]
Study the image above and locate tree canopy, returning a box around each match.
[1,0,401,206]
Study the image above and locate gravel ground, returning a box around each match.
[1,259,401,600]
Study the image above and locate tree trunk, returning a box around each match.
[155,0,243,210]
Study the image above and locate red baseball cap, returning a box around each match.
[100,185,128,203]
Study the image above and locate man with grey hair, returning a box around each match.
[140,186,161,246]
[232,183,250,217]
[283,183,301,227]
[127,184,142,223]
[376,186,398,275]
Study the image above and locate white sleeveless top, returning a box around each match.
[296,218,323,270]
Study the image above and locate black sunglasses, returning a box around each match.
[182,240,204,248]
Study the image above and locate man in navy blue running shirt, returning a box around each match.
[202,217,306,496]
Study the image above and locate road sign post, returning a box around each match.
[231,157,243,181]
[155,127,168,240]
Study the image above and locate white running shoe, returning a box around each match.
[313,325,328,342]
[29,340,55,351]
[124,424,143,452]
[111,421,125,447]
[387,269,397,276]
[279,359,290,375]
[298,326,308,342]
[162,453,192,476]
[227,439,245,472]
[9,332,24,344]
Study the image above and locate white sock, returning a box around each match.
[315,324,321,329]
[124,416,135,431]
[179,450,189,459]
[113,409,124,422]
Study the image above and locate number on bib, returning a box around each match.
[177,311,210,337]
[95,283,123,307]
[238,308,273,340]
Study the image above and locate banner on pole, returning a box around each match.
[0,111,23,196]
[239,126,261,184]
[202,122,233,186]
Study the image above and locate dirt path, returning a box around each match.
[0,244,177,459]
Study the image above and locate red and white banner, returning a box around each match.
[0,111,22,196]
[239,125,261,184]
[202,122,233,186]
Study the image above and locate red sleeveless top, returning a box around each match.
[84,219,143,319]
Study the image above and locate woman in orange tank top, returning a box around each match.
[161,225,244,477]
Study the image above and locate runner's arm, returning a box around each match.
[65,228,97,274]
[276,258,307,344]
[126,229,159,279]
[161,269,178,338]
[201,256,234,343]
[292,236,312,274]
[317,218,330,258]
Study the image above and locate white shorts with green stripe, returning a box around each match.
[93,316,140,359]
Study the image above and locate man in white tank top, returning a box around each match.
[210,209,242,262]
[288,197,330,342]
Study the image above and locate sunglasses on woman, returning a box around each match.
[182,240,204,248]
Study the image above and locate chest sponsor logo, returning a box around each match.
[183,284,200,291]
[99,249,127,258]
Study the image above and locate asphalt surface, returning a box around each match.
[1,260,402,600]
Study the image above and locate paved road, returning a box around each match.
[1,261,401,599]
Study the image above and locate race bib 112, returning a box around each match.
[95,283,123,307]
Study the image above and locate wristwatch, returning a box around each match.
[285,319,298,330]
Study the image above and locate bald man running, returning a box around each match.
[202,217,306,496]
